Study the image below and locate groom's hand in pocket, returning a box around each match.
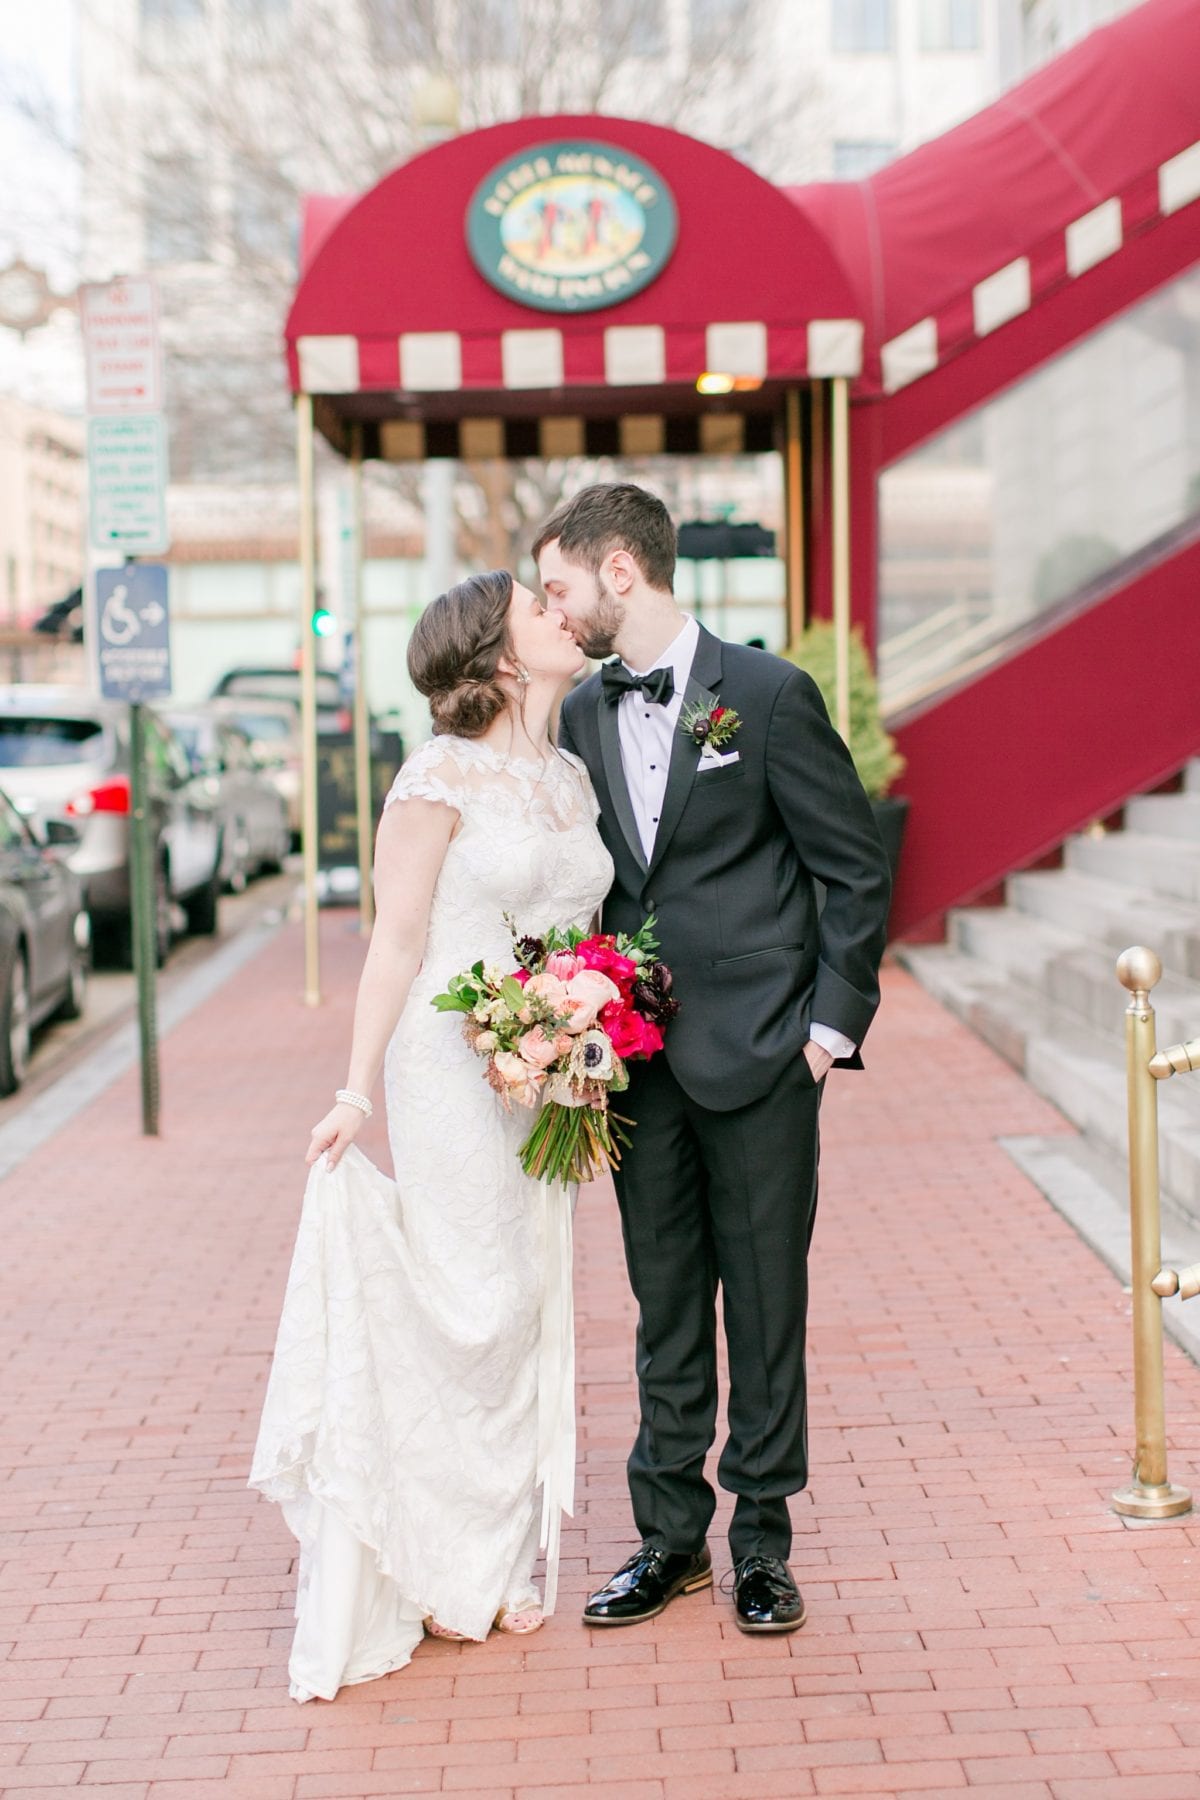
[803,1040,834,1083]
[307,1103,366,1170]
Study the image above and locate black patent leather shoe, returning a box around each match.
[732,1556,806,1634]
[582,1543,712,1626]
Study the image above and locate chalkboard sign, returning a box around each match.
[317,731,404,872]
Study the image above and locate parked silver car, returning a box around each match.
[0,686,222,967]
[210,696,303,844]
[163,705,290,891]
[0,786,90,1093]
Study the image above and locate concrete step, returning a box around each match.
[1008,867,1200,980]
[899,941,1200,1228]
[1066,830,1200,905]
[948,904,1200,1055]
[1126,794,1200,842]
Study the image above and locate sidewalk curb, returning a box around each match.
[0,907,286,1182]
[1002,1132,1200,1372]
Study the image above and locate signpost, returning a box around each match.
[81,278,172,1135]
[97,565,172,1138]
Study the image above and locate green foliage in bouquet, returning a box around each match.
[782,620,904,801]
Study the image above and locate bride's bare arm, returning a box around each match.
[306,795,457,1167]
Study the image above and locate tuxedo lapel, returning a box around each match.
[596,677,648,874]
[646,627,724,881]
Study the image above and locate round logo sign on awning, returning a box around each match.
[466,140,678,314]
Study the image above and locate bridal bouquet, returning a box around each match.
[431,917,678,1185]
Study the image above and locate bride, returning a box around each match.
[249,570,612,1702]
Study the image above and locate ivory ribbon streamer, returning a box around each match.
[535,1178,576,1615]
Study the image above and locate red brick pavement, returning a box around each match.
[3,913,1200,1800]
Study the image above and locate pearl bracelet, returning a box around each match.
[335,1088,373,1118]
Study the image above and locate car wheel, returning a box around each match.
[223,822,251,894]
[258,816,290,875]
[56,912,91,1021]
[0,948,32,1096]
[114,857,172,970]
[183,865,219,937]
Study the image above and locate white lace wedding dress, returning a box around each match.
[249,736,614,1703]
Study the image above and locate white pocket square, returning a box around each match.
[697,748,740,770]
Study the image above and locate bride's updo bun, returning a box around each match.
[407,570,514,738]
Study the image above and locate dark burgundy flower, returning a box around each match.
[514,934,546,970]
[635,961,681,1026]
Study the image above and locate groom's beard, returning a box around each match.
[574,575,625,661]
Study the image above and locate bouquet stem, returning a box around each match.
[520,1101,633,1185]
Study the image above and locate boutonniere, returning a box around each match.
[679,699,742,749]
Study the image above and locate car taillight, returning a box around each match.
[67,776,131,817]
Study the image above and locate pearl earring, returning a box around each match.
[516,665,531,685]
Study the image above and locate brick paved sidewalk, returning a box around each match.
[3,913,1200,1800]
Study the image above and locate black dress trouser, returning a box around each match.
[612,1049,823,1563]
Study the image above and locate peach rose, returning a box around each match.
[492,1051,546,1108]
[517,1026,559,1069]
[560,967,622,1034]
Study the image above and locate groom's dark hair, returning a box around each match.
[532,482,676,592]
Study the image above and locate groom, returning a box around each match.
[535,483,892,1633]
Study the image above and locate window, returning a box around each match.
[832,0,891,52]
[690,0,740,43]
[140,0,203,20]
[626,0,667,55]
[877,267,1200,712]
[833,140,897,178]
[145,155,209,264]
[919,0,979,50]
[231,159,295,266]
[457,0,521,64]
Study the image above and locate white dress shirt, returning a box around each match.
[614,618,856,1063]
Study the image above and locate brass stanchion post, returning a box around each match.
[296,391,321,1006]
[830,375,851,744]
[349,425,374,938]
[1111,946,1191,1519]
[782,387,805,648]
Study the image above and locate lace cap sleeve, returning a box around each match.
[382,738,469,815]
[560,749,602,823]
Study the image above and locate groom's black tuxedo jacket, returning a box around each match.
[560,625,892,1113]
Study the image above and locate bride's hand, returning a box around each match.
[306,1102,366,1169]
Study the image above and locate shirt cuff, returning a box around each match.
[808,1021,857,1061]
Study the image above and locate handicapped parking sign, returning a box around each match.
[95,564,172,702]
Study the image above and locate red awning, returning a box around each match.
[787,0,1200,395]
[286,115,866,440]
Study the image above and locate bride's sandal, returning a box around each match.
[424,1616,470,1641]
[494,1605,544,1635]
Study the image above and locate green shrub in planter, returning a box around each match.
[782,620,904,800]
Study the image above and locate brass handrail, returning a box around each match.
[1110,948,1193,1520]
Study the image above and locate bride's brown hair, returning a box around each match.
[407,570,515,738]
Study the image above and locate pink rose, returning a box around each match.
[517,1026,559,1069]
[577,937,638,996]
[602,1000,664,1061]
[545,951,584,980]
[560,967,622,1034]
[511,967,532,987]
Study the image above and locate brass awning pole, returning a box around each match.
[296,391,321,1007]
[1111,947,1190,1519]
[830,375,851,743]
[782,387,805,647]
[349,425,374,937]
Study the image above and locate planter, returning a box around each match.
[871,794,910,913]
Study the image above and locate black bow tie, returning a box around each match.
[601,663,675,707]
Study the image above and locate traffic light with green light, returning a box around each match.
[311,605,337,637]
